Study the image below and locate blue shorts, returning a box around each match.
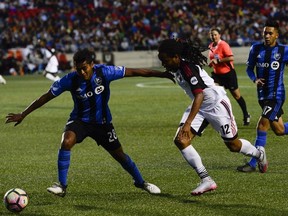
[64,119,121,151]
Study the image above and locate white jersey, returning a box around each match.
[174,64,227,112]
[175,62,238,140]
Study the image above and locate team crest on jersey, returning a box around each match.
[190,77,198,85]
[274,53,281,60]
[94,77,102,85]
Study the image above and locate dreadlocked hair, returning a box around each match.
[180,38,208,67]
[158,38,208,67]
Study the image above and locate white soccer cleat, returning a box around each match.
[257,146,268,173]
[191,177,217,196]
[140,182,161,194]
[47,182,67,197]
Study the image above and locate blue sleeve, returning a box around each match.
[284,45,288,63]
[101,65,125,82]
[246,45,257,82]
[50,73,75,96]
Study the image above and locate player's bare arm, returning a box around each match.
[125,68,175,83]
[6,90,56,126]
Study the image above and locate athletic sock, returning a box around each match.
[236,96,248,117]
[58,149,71,187]
[248,130,267,168]
[120,154,145,186]
[239,138,261,158]
[284,123,288,134]
[181,145,209,179]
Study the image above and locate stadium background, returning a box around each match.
[0,0,287,73]
[1,1,288,215]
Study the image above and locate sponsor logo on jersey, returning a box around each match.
[271,61,280,70]
[95,85,105,94]
[256,62,270,68]
[190,76,198,85]
[76,85,105,99]
[77,91,94,99]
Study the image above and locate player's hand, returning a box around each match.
[5,113,25,126]
[255,78,265,87]
[179,122,192,142]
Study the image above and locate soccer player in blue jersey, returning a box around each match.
[5,48,174,197]
[237,20,288,172]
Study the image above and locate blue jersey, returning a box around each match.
[246,42,288,100]
[50,64,125,124]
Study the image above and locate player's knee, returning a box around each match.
[61,137,75,150]
[174,137,190,149]
[174,137,180,145]
[273,129,284,136]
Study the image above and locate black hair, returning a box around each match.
[265,20,279,31]
[73,48,95,64]
[158,39,208,67]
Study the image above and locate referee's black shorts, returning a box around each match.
[211,69,238,90]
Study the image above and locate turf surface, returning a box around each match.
[1,64,288,215]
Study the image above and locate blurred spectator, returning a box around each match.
[0,0,286,55]
[1,50,20,76]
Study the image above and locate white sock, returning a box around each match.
[181,145,209,179]
[181,145,204,170]
[239,138,260,158]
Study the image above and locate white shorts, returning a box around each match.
[45,55,59,73]
[179,95,238,141]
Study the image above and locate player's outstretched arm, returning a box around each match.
[5,90,56,126]
[125,68,175,83]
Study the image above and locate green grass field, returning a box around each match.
[1,64,288,216]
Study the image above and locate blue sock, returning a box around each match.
[284,123,288,134]
[249,130,267,168]
[58,149,71,187]
[120,154,145,186]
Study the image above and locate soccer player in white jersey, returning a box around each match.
[38,39,60,81]
[157,39,268,195]
[43,48,60,81]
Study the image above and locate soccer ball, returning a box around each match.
[3,188,28,213]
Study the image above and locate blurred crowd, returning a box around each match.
[0,0,287,77]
